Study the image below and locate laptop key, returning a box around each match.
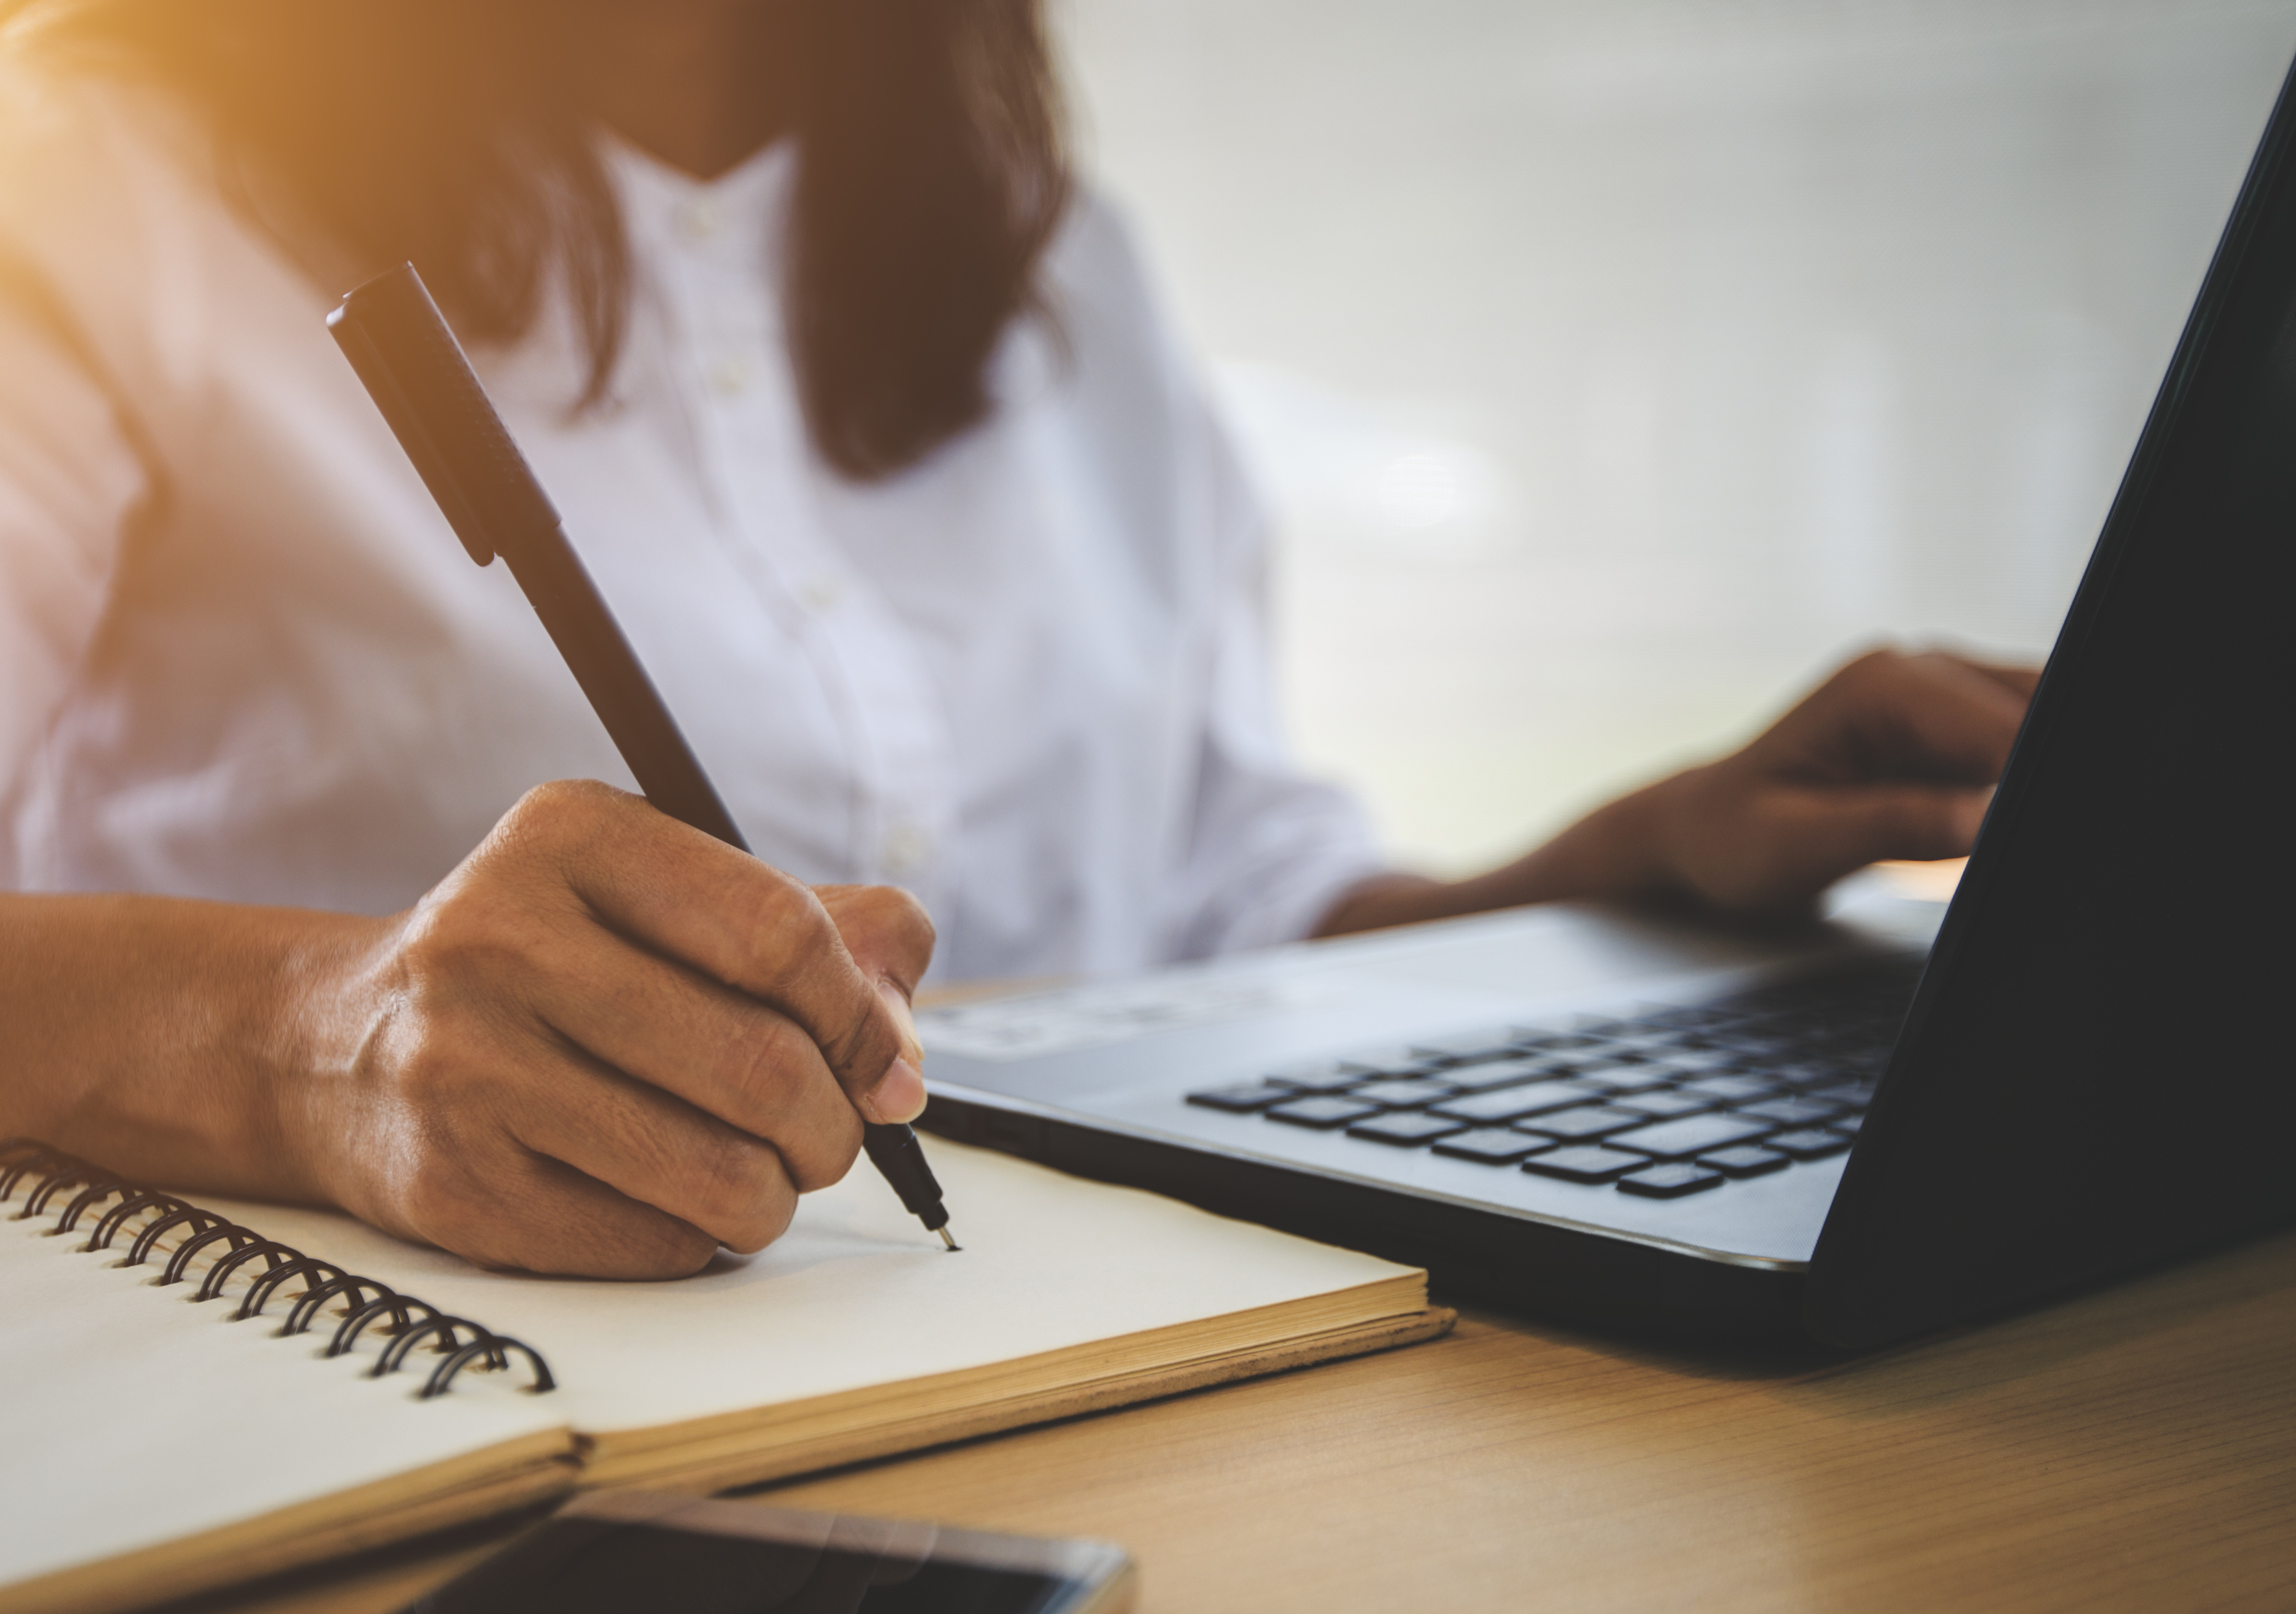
[1766,1127,1853,1160]
[1408,1029,1526,1064]
[1347,1112,1468,1147]
[1185,1080,1297,1112]
[1704,1032,1810,1060]
[1618,1162,1726,1199]
[1800,1081,1873,1109]
[1521,1145,1649,1184]
[1735,1095,1846,1129]
[1602,1112,1776,1159]
[1431,1082,1600,1125]
[1634,1005,1746,1032]
[1262,1058,1375,1094]
[1829,1113,1865,1138]
[1676,1072,1782,1103]
[1331,1044,1440,1077]
[1650,1050,1743,1077]
[1566,1047,1650,1068]
[1442,1057,1563,1094]
[1698,1145,1791,1178]
[1432,1127,1553,1165]
[1763,1060,1859,1091]
[1264,1096,1382,1130]
[1513,1105,1648,1141]
[1616,1089,1714,1120]
[1568,1065,1677,1095]
[1514,1031,1605,1051]
[1348,1077,1455,1110]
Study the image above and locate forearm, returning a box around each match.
[0,892,374,1200]
[1314,773,1691,938]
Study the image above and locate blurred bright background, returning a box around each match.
[1058,0,2296,874]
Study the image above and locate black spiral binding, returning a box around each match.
[0,1139,554,1399]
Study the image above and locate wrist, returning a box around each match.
[1485,772,1698,909]
[255,909,402,1211]
[1312,771,1711,939]
[0,895,384,1203]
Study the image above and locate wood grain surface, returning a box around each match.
[165,1230,2296,1614]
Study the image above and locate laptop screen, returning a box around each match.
[1806,53,2296,1346]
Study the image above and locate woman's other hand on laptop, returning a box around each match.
[1629,648,2038,912]
[1316,646,2039,935]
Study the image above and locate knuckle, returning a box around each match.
[517,776,612,822]
[498,780,578,850]
[528,1204,718,1281]
[396,880,562,993]
[1840,646,1900,688]
[741,878,848,996]
[777,881,844,959]
[718,1014,828,1116]
[708,1015,861,1193]
[489,778,627,867]
[874,884,938,961]
[690,1134,791,1249]
[781,1107,865,1194]
[820,1014,892,1088]
[708,1147,798,1254]
[828,884,939,979]
[636,1220,723,1278]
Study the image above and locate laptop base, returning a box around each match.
[920,1090,1807,1344]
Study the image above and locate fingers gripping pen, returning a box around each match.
[328,262,957,1251]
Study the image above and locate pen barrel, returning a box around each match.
[502,528,749,850]
[330,263,747,852]
[327,264,555,568]
[862,1124,950,1231]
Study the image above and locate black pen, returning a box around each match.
[328,263,957,1252]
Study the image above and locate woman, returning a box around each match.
[0,0,2034,1277]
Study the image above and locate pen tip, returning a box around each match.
[938,1226,960,1252]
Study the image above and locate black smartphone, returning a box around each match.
[399,1491,1135,1614]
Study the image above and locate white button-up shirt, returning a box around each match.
[0,72,1384,982]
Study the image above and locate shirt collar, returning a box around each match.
[599,130,796,265]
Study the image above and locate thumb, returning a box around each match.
[811,883,936,1124]
[864,981,928,1125]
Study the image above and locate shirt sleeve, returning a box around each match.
[1156,386,1390,961]
[0,257,145,822]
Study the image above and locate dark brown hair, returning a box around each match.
[8,0,1070,478]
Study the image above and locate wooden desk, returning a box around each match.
[179,1229,2296,1613]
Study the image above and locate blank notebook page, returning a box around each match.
[189,1138,1422,1444]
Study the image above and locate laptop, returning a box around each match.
[915,51,2296,1350]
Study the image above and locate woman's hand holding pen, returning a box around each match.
[0,781,933,1280]
[274,780,936,1280]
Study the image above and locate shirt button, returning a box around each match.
[798,575,842,613]
[675,198,723,243]
[707,357,750,397]
[882,821,932,876]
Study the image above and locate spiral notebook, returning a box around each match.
[0,1138,1444,1614]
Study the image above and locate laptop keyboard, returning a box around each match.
[1184,957,1920,1201]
